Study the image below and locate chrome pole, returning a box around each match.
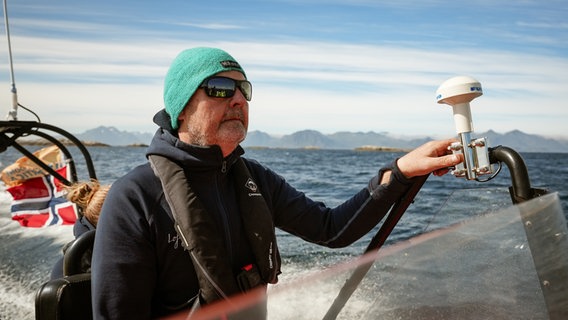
[3,0,18,120]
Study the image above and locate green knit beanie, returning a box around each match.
[163,47,247,130]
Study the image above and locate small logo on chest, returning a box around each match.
[245,178,262,197]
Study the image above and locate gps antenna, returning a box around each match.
[436,76,493,180]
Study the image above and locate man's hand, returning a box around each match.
[396,139,464,178]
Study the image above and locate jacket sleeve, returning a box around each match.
[251,158,420,248]
[91,167,160,320]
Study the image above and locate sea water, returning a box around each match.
[1,146,567,319]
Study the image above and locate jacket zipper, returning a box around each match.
[216,160,233,265]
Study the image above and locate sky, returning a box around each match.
[0,0,567,139]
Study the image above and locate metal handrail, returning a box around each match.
[1,120,97,185]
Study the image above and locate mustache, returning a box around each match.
[222,111,245,122]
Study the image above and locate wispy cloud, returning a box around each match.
[3,33,565,137]
[169,22,246,30]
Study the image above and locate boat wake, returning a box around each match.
[0,188,74,319]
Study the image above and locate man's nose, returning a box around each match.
[230,88,248,107]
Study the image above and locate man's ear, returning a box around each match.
[177,109,186,124]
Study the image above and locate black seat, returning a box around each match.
[35,230,95,320]
[63,229,95,276]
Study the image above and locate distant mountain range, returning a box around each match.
[73,126,568,153]
[75,126,154,146]
[242,129,568,153]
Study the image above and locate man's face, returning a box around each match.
[177,70,249,156]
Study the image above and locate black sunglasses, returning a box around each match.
[199,76,252,101]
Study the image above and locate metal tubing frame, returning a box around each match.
[488,146,547,203]
[1,120,97,185]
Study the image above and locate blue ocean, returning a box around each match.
[1,146,567,319]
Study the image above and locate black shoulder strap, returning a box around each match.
[149,155,241,302]
[232,159,281,284]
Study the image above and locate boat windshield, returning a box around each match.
[164,190,568,320]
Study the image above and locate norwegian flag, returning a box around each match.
[2,146,79,227]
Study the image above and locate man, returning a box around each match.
[92,47,463,319]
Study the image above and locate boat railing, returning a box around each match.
[0,120,97,185]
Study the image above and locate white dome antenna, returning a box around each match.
[436,75,482,134]
[436,76,492,180]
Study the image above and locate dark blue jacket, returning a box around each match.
[91,110,416,319]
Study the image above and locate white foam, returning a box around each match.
[1,186,74,320]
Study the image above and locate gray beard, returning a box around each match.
[183,122,247,148]
[185,123,209,146]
